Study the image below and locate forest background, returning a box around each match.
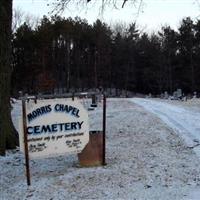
[11,14,200,96]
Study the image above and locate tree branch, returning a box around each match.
[122,0,128,8]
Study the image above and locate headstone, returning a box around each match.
[172,91,178,100]
[164,91,169,99]
[148,93,152,98]
[91,94,97,107]
[177,89,182,99]
[19,91,23,97]
[172,89,182,100]
[193,92,197,99]
[183,96,187,101]
[54,88,59,94]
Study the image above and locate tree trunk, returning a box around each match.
[0,0,18,156]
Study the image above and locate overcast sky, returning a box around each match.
[13,0,200,32]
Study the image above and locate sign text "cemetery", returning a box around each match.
[19,99,89,158]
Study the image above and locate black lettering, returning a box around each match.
[27,113,34,122]
[68,106,73,113]
[46,105,52,112]
[77,121,83,129]
[27,126,33,134]
[64,105,69,112]
[51,124,57,132]
[60,104,64,111]
[54,104,59,111]
[65,123,71,130]
[71,122,77,130]
[27,105,52,122]
[72,108,80,117]
[36,108,42,116]
[32,111,37,117]
[58,123,64,131]
[34,126,40,134]
[41,125,51,133]
[41,106,46,114]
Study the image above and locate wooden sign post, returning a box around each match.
[19,93,103,185]
[19,97,90,185]
[102,94,106,165]
[22,99,31,186]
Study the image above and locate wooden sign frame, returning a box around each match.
[21,92,106,186]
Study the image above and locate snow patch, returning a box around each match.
[1,98,200,199]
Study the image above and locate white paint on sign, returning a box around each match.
[19,99,89,158]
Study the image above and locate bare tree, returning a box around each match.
[0,0,18,156]
[47,0,143,14]
[12,7,25,32]
[111,21,128,37]
[13,8,40,33]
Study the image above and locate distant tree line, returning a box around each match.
[11,16,200,96]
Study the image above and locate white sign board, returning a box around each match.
[19,99,89,158]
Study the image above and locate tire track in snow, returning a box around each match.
[130,98,200,158]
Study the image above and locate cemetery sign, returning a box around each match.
[19,99,89,158]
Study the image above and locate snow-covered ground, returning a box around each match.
[131,98,200,200]
[1,98,200,200]
[131,98,200,156]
